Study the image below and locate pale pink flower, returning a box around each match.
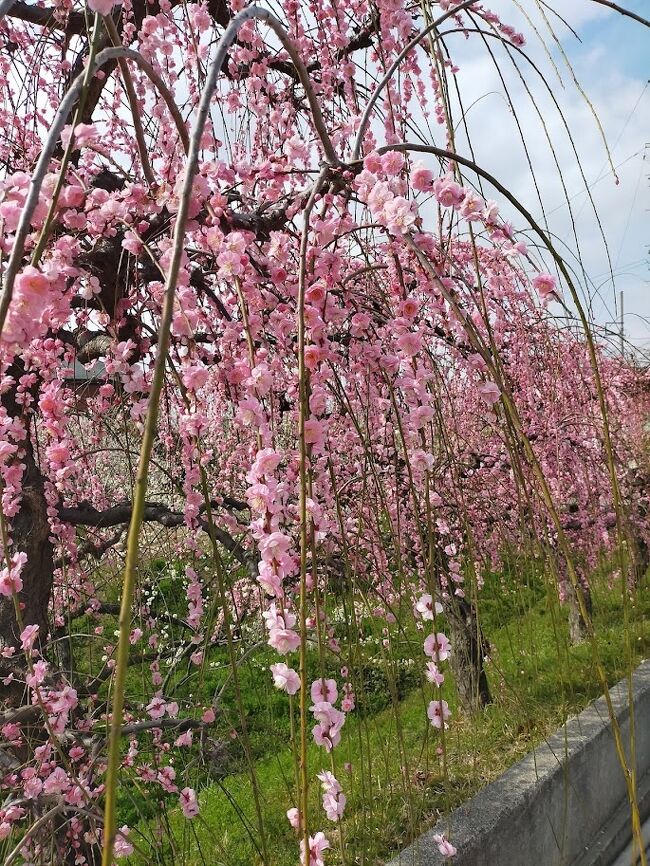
[114,826,134,858]
[425,662,445,687]
[423,632,451,661]
[415,594,443,621]
[412,163,434,191]
[311,702,346,752]
[533,272,558,300]
[381,150,406,176]
[477,381,501,406]
[179,787,199,818]
[433,177,465,208]
[300,831,330,866]
[363,152,383,174]
[427,699,451,729]
[433,833,457,857]
[175,730,193,747]
[383,196,417,236]
[0,552,26,597]
[271,663,301,695]
[397,331,422,357]
[310,678,338,704]
[318,770,346,822]
[146,695,166,719]
[20,624,39,651]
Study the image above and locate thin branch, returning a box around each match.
[588,0,650,27]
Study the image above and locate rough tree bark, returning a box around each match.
[567,579,593,645]
[444,594,492,714]
[0,372,54,665]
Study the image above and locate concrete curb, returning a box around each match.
[388,659,650,866]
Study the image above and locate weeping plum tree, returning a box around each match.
[0,0,649,864]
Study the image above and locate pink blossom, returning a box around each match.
[423,632,451,661]
[477,381,501,406]
[383,196,417,236]
[271,663,301,695]
[146,695,166,720]
[318,770,346,822]
[0,552,26,597]
[179,787,199,818]
[397,331,423,357]
[415,594,443,621]
[114,826,134,858]
[427,699,451,729]
[175,730,193,747]
[412,163,434,191]
[381,151,406,176]
[363,152,383,174]
[301,831,330,866]
[311,702,346,752]
[182,365,209,391]
[433,833,457,857]
[20,624,39,651]
[533,272,559,301]
[433,177,465,208]
[425,662,445,687]
[459,191,485,221]
[310,678,338,704]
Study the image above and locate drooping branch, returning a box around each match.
[58,501,253,572]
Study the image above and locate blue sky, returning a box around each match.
[441,0,649,356]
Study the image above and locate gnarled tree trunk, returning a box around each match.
[444,594,492,714]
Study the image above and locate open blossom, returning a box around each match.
[383,196,417,236]
[113,826,134,859]
[311,701,346,752]
[381,150,406,176]
[425,662,445,687]
[412,162,434,191]
[427,699,451,729]
[271,663,301,695]
[533,272,559,301]
[179,787,199,818]
[459,191,485,221]
[146,695,167,719]
[415,594,443,621]
[424,632,451,661]
[433,176,465,208]
[301,831,330,866]
[433,833,457,858]
[310,678,338,704]
[477,381,501,406]
[318,771,346,822]
[263,603,301,654]
[0,552,26,597]
[397,330,423,357]
[260,532,292,563]
[20,624,39,651]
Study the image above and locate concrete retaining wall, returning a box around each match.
[388,659,650,866]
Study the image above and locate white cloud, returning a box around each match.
[419,2,649,351]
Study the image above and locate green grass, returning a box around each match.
[124,568,650,866]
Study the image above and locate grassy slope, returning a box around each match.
[128,573,650,866]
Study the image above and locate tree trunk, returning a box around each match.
[0,437,54,652]
[567,580,592,645]
[0,369,55,705]
[444,595,492,714]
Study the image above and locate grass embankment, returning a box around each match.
[126,567,650,866]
